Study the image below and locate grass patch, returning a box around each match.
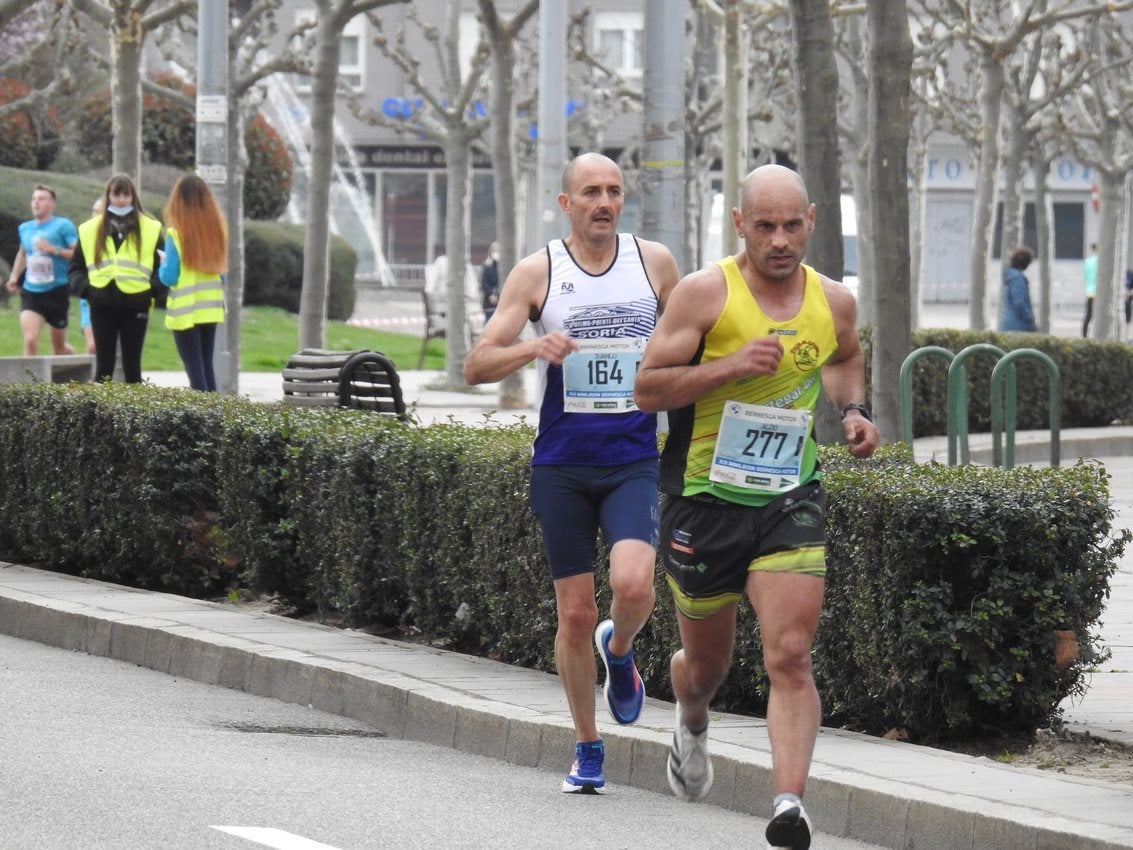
[0,299,444,372]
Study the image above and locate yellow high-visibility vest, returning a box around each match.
[162,227,225,330]
[78,214,162,295]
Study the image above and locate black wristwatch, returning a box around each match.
[840,402,872,422]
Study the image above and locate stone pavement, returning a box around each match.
[4,365,1133,849]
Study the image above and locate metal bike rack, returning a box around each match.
[899,345,955,447]
[899,343,1061,468]
[990,349,1061,469]
[946,343,1006,466]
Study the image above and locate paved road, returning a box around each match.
[0,634,885,850]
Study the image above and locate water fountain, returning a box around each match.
[263,74,395,286]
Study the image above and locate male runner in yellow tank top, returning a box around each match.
[635,164,878,850]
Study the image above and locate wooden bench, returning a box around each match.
[282,348,407,417]
[0,355,95,385]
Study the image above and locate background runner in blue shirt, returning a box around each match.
[5,184,79,355]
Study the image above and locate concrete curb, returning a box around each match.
[2,562,1131,850]
[912,425,1133,467]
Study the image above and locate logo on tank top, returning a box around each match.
[561,281,575,294]
[791,340,820,371]
[563,300,656,339]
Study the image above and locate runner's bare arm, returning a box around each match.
[5,247,26,291]
[819,278,879,457]
[463,250,578,385]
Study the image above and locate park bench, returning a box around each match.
[281,348,407,417]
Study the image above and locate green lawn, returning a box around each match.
[0,300,444,373]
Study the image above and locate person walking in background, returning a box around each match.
[5,184,78,355]
[1125,268,1133,327]
[634,164,878,850]
[999,245,1037,333]
[1082,242,1097,338]
[159,175,227,392]
[464,152,679,795]
[479,241,500,322]
[69,175,162,383]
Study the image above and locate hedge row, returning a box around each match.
[0,381,1125,743]
[874,327,1133,435]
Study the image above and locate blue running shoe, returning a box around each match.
[594,619,645,724]
[561,740,605,794]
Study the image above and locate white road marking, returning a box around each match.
[210,826,343,849]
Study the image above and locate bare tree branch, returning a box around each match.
[0,0,37,30]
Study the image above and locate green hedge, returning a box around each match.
[817,457,1122,740]
[243,220,357,321]
[0,381,1125,743]
[0,384,232,596]
[868,327,1133,435]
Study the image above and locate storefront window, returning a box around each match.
[380,172,428,265]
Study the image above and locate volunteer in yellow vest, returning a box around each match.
[68,174,162,383]
[158,175,227,392]
[634,164,879,850]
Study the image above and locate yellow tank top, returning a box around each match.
[659,258,839,506]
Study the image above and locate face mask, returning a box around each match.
[107,204,134,216]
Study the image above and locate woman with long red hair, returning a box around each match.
[159,175,227,391]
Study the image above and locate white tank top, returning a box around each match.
[530,233,660,466]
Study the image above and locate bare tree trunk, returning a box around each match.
[845,14,874,326]
[297,7,342,350]
[1032,156,1053,334]
[722,0,747,256]
[999,99,1027,257]
[441,135,473,387]
[686,7,717,271]
[478,0,537,409]
[297,0,407,351]
[111,26,143,180]
[867,0,914,445]
[1095,169,1124,340]
[788,0,842,282]
[223,88,248,392]
[1118,173,1133,343]
[968,57,1005,330]
[908,113,932,330]
[789,0,842,443]
[0,0,38,30]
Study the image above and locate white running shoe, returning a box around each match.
[666,702,713,802]
[765,798,813,850]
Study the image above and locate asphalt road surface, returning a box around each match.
[0,634,886,849]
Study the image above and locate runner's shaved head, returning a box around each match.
[562,152,622,194]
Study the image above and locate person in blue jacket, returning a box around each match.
[999,245,1037,332]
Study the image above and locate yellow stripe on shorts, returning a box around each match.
[664,574,742,620]
[749,545,826,577]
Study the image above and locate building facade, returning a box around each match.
[267,0,1127,312]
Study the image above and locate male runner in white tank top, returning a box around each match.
[465,152,678,794]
